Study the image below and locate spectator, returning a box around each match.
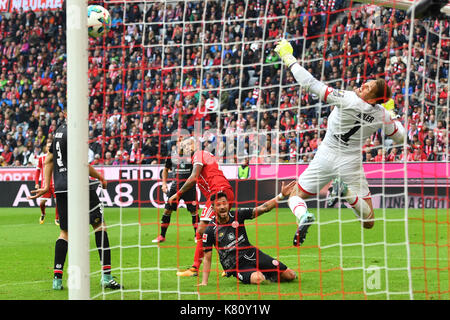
[386,147,399,162]
[0,3,446,167]
[0,156,6,167]
[238,158,250,179]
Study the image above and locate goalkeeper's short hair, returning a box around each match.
[373,79,392,104]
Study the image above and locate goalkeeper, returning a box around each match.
[274,39,406,246]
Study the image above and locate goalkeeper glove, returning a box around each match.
[274,39,297,68]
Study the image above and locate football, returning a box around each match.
[87,5,111,38]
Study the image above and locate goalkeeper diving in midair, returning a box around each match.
[274,39,406,246]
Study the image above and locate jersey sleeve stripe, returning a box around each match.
[385,123,398,137]
[323,87,332,103]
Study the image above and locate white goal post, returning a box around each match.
[66,0,90,300]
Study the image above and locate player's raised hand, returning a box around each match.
[274,39,296,67]
[274,39,293,56]
[28,187,50,200]
[162,183,168,194]
[281,180,297,198]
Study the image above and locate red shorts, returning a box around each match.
[40,186,55,200]
[200,187,234,222]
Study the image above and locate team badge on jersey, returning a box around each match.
[332,89,345,97]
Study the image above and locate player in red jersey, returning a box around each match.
[168,137,234,277]
[35,140,59,225]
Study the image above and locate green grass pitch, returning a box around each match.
[0,206,448,300]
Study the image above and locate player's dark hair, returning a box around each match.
[210,192,228,203]
[372,79,392,104]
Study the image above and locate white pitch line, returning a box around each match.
[278,253,450,262]
[0,279,49,288]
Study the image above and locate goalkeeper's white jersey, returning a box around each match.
[289,63,397,154]
[321,88,394,153]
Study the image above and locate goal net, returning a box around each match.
[85,0,450,300]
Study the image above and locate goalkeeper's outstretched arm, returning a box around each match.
[385,115,406,145]
[275,39,330,102]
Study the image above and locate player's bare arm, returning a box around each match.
[199,250,212,286]
[35,165,41,190]
[168,163,202,204]
[252,180,296,219]
[275,39,330,99]
[275,39,386,105]
[29,152,53,199]
[161,167,170,194]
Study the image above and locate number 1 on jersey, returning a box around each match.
[339,120,361,143]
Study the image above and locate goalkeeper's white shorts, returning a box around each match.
[297,143,371,199]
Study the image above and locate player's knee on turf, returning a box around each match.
[250,271,266,284]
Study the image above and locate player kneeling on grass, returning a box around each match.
[29,117,122,291]
[199,181,297,286]
[274,39,406,246]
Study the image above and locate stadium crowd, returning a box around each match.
[0,0,448,168]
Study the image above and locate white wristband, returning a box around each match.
[277,193,285,201]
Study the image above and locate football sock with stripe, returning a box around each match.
[191,213,198,234]
[160,213,171,237]
[95,230,111,275]
[192,232,204,270]
[345,190,371,220]
[288,196,308,221]
[54,238,68,279]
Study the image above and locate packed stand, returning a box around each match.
[0,0,449,168]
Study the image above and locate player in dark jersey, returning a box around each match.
[152,139,199,243]
[200,180,297,285]
[29,117,122,291]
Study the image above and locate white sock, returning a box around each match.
[345,190,371,220]
[288,196,308,221]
